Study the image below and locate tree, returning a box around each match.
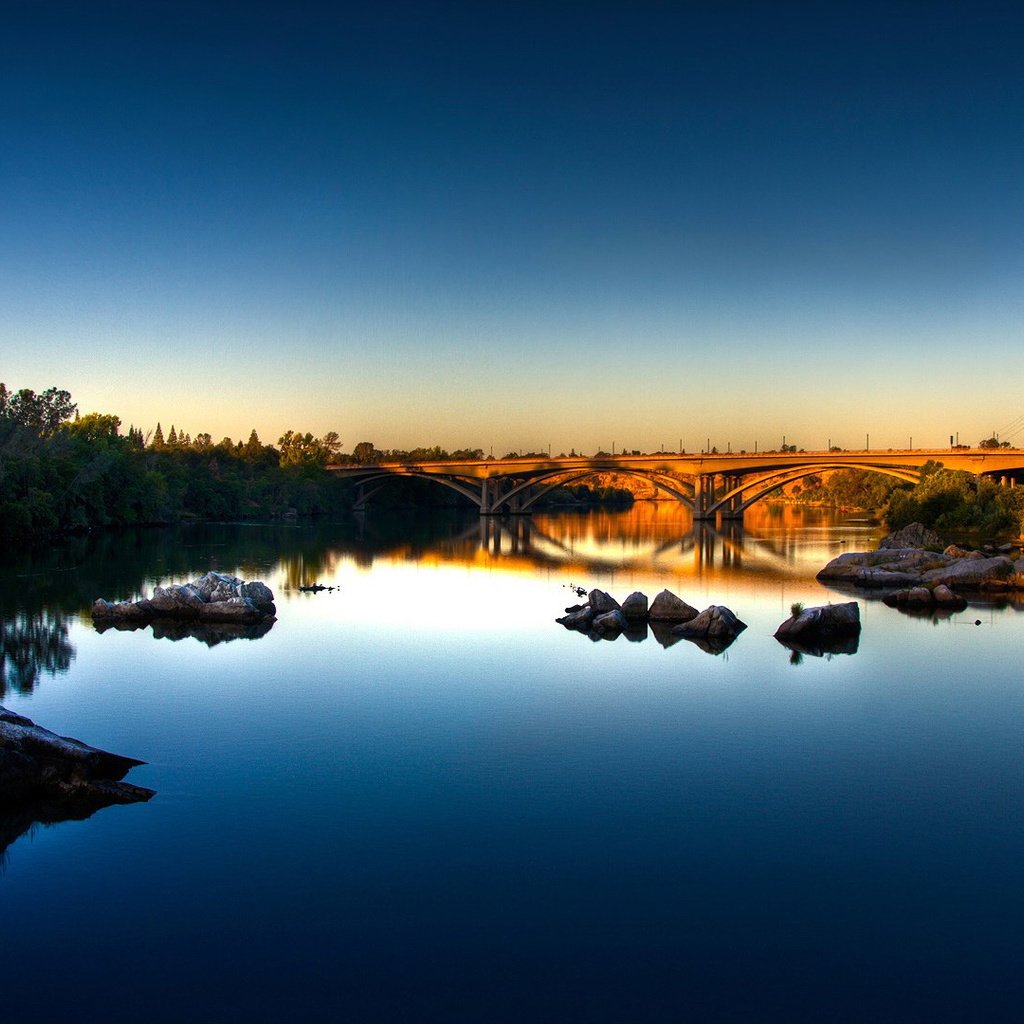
[151,423,165,448]
[241,429,261,460]
[352,441,379,464]
[320,431,342,462]
[278,430,324,467]
[64,412,122,443]
[0,385,77,435]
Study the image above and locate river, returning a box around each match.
[1,504,1021,1021]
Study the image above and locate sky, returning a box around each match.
[2,0,1022,454]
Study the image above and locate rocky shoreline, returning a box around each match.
[816,522,1024,606]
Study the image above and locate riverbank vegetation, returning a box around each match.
[795,461,1024,537]
[0,384,639,547]
[0,383,353,546]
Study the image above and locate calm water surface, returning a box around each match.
[2,505,1021,1022]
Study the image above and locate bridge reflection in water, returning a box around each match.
[348,502,882,587]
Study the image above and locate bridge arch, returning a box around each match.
[511,468,695,513]
[707,463,921,517]
[350,470,485,510]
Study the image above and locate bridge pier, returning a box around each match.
[693,474,715,520]
[721,474,744,519]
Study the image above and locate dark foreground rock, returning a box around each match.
[0,704,154,809]
[671,605,747,653]
[775,602,861,645]
[93,572,276,627]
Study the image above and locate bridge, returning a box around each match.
[328,448,1024,519]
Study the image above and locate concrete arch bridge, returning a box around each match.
[328,448,1024,520]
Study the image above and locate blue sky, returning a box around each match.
[2,1,1022,453]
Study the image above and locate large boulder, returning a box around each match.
[648,590,699,622]
[879,523,943,550]
[921,556,1016,591]
[556,605,595,630]
[620,592,649,621]
[588,589,620,614]
[0,704,154,807]
[817,549,952,588]
[150,584,206,616]
[592,609,628,635]
[775,602,861,641]
[673,605,747,642]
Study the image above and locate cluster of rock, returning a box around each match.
[0,704,154,809]
[882,584,967,611]
[557,588,747,651]
[92,572,276,629]
[817,530,1023,594]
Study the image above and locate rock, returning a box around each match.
[620,591,649,621]
[556,606,595,630]
[150,584,206,615]
[92,598,152,622]
[921,556,1016,591]
[775,602,861,641]
[0,704,155,807]
[588,589,620,614]
[818,549,951,588]
[592,609,628,635]
[672,605,747,643]
[879,523,943,550]
[240,581,276,613]
[92,575,276,626]
[932,584,967,609]
[190,571,242,602]
[648,590,699,622]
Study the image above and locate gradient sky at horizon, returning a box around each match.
[2,0,1022,453]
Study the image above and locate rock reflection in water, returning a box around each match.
[776,633,861,660]
[93,618,274,646]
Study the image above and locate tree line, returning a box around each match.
[0,382,612,546]
[0,383,357,546]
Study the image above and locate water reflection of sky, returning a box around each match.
[2,509,1022,1021]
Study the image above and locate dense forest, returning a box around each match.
[0,383,357,546]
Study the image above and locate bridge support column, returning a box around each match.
[354,483,386,512]
[693,473,715,520]
[721,475,744,519]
